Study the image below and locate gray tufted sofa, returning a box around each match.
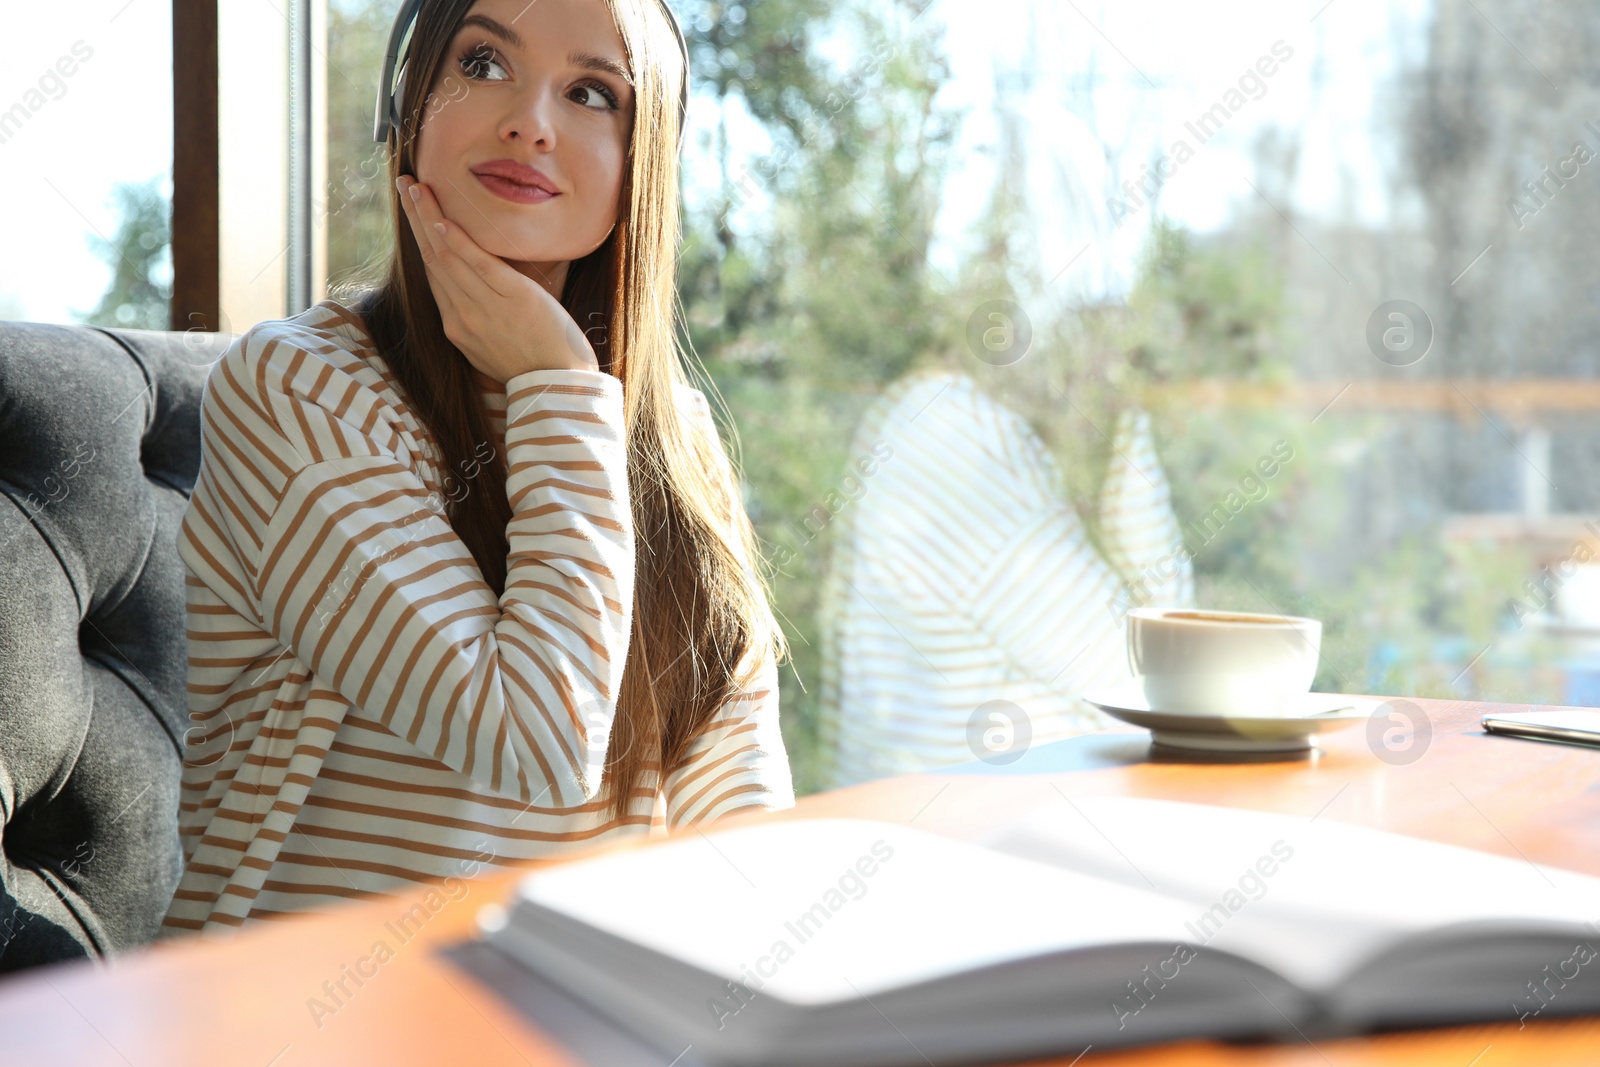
[0,318,235,973]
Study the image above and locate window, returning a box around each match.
[12,0,1581,794]
[0,3,172,327]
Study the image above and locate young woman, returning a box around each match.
[162,0,793,935]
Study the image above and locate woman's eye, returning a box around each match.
[458,45,508,81]
[572,81,620,111]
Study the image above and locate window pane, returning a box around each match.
[325,0,394,293]
[311,0,1600,795]
[0,3,172,327]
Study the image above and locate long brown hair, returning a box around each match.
[347,0,785,823]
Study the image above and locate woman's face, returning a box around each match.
[413,0,634,295]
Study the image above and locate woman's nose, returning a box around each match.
[503,84,558,146]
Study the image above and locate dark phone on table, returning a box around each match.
[1482,709,1600,750]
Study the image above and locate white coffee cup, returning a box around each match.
[1126,608,1322,716]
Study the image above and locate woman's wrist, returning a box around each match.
[526,343,601,376]
[554,356,602,374]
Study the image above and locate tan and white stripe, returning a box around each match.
[817,370,1193,788]
[162,300,792,935]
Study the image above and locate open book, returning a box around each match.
[481,797,1600,1067]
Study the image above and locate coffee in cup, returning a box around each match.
[1125,607,1322,716]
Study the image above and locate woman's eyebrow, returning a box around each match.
[456,14,634,87]
[458,13,524,49]
[569,50,634,87]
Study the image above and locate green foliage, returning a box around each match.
[80,177,170,330]
[686,0,853,140]
[1123,219,1290,383]
[1122,238,1401,699]
[1118,226,1563,707]
[327,0,397,291]
[681,0,963,794]
[680,0,959,392]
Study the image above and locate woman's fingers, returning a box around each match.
[422,257,461,324]
[402,182,479,319]
[399,178,469,315]
[400,178,451,273]
[407,180,518,300]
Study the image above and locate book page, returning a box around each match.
[506,816,1210,1007]
[976,796,1600,991]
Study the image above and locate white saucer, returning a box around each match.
[1083,682,1377,752]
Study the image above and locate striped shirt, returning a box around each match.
[161,299,793,935]
[817,370,1193,788]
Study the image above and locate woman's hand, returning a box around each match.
[396,174,600,382]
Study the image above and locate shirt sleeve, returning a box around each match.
[197,327,634,809]
[662,386,795,826]
[663,643,795,827]
[1096,407,1194,608]
[872,378,1132,698]
[965,506,1130,697]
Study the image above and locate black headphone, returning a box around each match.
[372,0,691,152]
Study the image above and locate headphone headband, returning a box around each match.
[372,0,690,154]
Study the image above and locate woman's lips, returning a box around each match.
[474,172,559,204]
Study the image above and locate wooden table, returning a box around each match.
[2,696,1599,1066]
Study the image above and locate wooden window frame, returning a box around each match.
[171,0,326,335]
